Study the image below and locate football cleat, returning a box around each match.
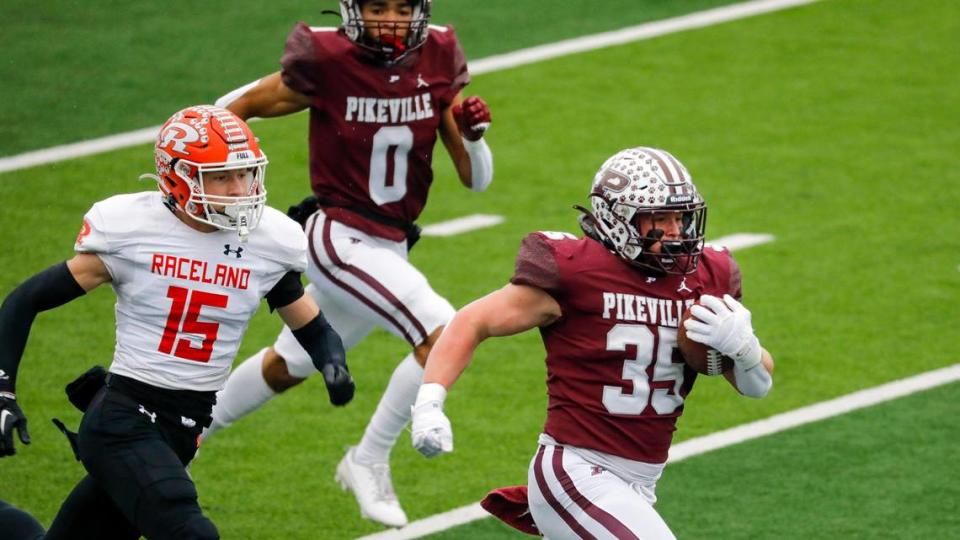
[335,446,408,527]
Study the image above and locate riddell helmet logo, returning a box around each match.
[159,122,201,154]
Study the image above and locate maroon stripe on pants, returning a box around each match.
[307,215,418,345]
[533,446,597,540]
[552,447,640,540]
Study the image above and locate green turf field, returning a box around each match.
[0,0,740,157]
[2,0,959,538]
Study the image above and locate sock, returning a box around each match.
[201,348,277,443]
[354,353,423,464]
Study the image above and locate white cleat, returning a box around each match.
[335,446,408,528]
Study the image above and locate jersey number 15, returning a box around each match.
[159,285,229,363]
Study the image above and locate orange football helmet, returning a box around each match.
[147,105,268,240]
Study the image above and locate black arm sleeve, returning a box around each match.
[265,271,305,312]
[292,312,354,406]
[0,262,86,392]
[291,311,345,372]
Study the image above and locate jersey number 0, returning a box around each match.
[368,126,413,205]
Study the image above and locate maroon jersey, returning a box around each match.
[281,23,469,241]
[511,232,742,463]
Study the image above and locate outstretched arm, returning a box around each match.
[423,283,560,389]
[0,253,110,456]
[411,283,560,457]
[215,72,313,121]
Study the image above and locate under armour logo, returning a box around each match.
[389,75,400,83]
[181,416,197,428]
[138,404,157,424]
[678,278,692,293]
[591,466,604,476]
[417,73,428,88]
[223,244,243,258]
[646,277,657,284]
[349,237,361,244]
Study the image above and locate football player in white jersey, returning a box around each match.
[0,105,354,540]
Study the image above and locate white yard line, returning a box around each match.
[708,233,776,251]
[420,214,505,237]
[0,0,820,175]
[469,0,819,76]
[359,364,960,540]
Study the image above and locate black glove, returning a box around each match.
[322,363,355,407]
[319,327,354,406]
[286,195,319,229]
[0,392,31,456]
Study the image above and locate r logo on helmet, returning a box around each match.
[159,122,201,154]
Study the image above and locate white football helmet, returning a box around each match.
[144,105,268,241]
[577,147,707,274]
[339,0,432,61]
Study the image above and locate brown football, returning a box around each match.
[678,302,734,376]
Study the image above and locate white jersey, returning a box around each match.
[75,191,307,391]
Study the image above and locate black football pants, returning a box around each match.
[44,385,218,540]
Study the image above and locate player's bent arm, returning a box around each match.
[723,347,774,398]
[422,283,561,390]
[274,284,354,406]
[215,72,312,121]
[439,93,493,192]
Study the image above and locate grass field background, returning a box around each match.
[1,0,958,538]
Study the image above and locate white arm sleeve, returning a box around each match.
[463,137,493,192]
[733,361,772,398]
[214,79,261,109]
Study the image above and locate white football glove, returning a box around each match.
[684,294,762,370]
[411,383,453,458]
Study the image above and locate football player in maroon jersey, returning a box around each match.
[203,0,493,527]
[411,147,774,538]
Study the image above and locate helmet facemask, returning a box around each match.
[187,160,267,239]
[577,147,707,275]
[339,0,432,62]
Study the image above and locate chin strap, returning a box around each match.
[235,208,250,242]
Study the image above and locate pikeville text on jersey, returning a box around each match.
[511,232,741,463]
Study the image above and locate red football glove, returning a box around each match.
[452,96,491,141]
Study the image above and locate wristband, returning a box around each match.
[463,138,493,192]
